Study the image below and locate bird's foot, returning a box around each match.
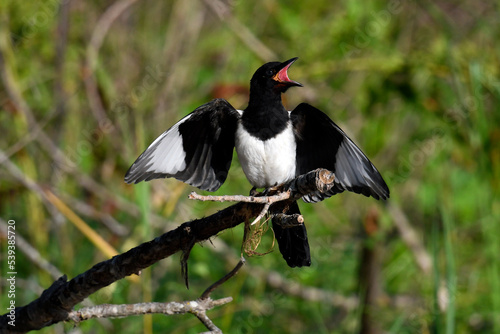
[262,184,281,196]
[249,184,283,198]
[248,185,280,198]
[249,187,259,196]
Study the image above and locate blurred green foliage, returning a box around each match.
[1,0,499,333]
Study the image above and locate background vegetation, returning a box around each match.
[1,0,499,333]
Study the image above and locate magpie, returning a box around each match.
[125,58,389,268]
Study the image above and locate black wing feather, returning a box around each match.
[125,99,239,191]
[291,103,389,203]
[272,201,311,268]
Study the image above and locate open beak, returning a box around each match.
[273,57,303,87]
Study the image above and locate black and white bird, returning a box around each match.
[125,58,389,268]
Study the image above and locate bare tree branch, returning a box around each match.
[0,169,335,333]
[66,298,232,323]
[66,258,245,332]
[270,213,304,228]
[386,202,432,275]
[201,257,246,300]
[202,0,277,62]
[188,190,290,204]
[84,0,140,126]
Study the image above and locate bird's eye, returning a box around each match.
[266,69,274,77]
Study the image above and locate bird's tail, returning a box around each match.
[272,201,311,267]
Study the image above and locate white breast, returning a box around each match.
[235,121,297,188]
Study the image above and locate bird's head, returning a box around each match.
[250,57,303,95]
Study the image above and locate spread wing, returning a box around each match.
[125,98,240,191]
[291,103,389,203]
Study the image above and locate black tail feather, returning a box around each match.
[272,201,311,267]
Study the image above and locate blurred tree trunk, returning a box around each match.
[359,208,383,334]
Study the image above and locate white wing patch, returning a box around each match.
[144,123,186,174]
[125,98,240,188]
[125,114,193,183]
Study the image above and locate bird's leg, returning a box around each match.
[249,183,283,197]
[262,182,281,196]
[249,186,258,196]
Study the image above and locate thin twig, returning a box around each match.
[201,257,246,300]
[190,298,226,333]
[62,194,129,236]
[250,202,271,226]
[0,40,76,174]
[202,0,277,61]
[154,0,205,118]
[53,0,71,126]
[0,148,66,225]
[66,297,233,323]
[181,236,196,289]
[189,190,291,204]
[189,188,293,226]
[85,0,140,125]
[386,202,432,275]
[44,189,120,260]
